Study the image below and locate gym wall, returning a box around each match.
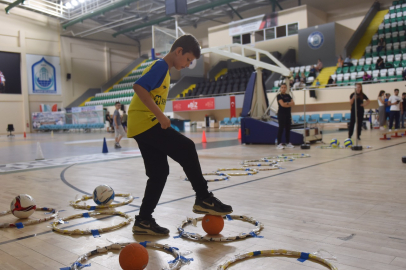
[0,3,138,134]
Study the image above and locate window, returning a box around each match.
[242,33,251,44]
[276,25,286,38]
[255,30,264,42]
[233,35,241,44]
[265,28,275,40]
[288,23,298,36]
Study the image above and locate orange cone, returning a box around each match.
[238,128,242,139]
[202,130,207,143]
[24,132,26,138]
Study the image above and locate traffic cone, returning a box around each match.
[102,137,108,153]
[238,128,242,139]
[35,142,44,160]
[202,130,207,143]
[24,132,26,138]
[51,131,54,137]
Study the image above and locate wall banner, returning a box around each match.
[26,54,62,95]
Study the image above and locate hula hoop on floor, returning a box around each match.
[64,241,193,270]
[175,215,263,242]
[216,168,258,176]
[262,157,295,162]
[279,153,311,158]
[0,207,58,229]
[51,210,133,236]
[184,172,230,182]
[69,194,134,210]
[217,249,338,270]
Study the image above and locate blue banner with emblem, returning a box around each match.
[26,54,62,95]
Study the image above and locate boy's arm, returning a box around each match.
[114,114,118,128]
[133,84,171,129]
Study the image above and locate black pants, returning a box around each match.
[389,111,400,129]
[277,113,291,144]
[134,124,209,220]
[349,109,364,138]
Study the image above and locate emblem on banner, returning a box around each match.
[307,31,324,50]
[32,57,56,93]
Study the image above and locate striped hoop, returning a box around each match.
[0,207,58,229]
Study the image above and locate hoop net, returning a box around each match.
[152,25,186,58]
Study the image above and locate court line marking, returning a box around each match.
[0,141,404,246]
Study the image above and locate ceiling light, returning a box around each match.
[65,2,72,8]
[71,0,78,6]
[78,0,85,3]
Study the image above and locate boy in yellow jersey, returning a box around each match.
[128,35,232,235]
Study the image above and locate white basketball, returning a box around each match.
[10,194,36,219]
[93,185,115,205]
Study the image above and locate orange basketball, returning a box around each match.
[202,214,224,235]
[119,243,149,270]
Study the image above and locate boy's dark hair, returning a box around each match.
[394,88,399,92]
[280,83,287,86]
[402,92,406,95]
[170,34,201,59]
[115,102,121,105]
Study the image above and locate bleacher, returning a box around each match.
[85,59,155,107]
[37,123,105,131]
[291,113,352,124]
[179,66,272,99]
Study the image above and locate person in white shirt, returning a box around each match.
[292,78,305,90]
[388,88,402,131]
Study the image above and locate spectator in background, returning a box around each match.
[316,59,323,72]
[402,69,406,80]
[294,73,300,83]
[292,78,305,90]
[337,55,344,67]
[344,55,353,66]
[377,90,386,130]
[105,110,112,133]
[122,110,128,132]
[349,83,370,140]
[376,56,385,70]
[309,65,316,77]
[0,70,5,93]
[327,76,334,86]
[113,102,126,148]
[301,72,306,82]
[401,92,406,128]
[377,38,386,53]
[388,89,402,131]
[385,93,391,126]
[362,71,372,82]
[315,79,320,87]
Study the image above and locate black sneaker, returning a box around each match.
[193,192,233,215]
[132,217,169,235]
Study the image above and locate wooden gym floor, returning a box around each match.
[0,128,405,270]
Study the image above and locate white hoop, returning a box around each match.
[175,215,263,242]
[185,172,230,182]
[216,168,259,176]
[65,241,193,270]
[51,210,133,237]
[69,194,134,210]
[217,249,338,270]
[0,207,58,229]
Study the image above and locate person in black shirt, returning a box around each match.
[349,83,370,140]
[401,92,406,128]
[276,83,295,149]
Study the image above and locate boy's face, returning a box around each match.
[115,104,120,110]
[173,47,196,71]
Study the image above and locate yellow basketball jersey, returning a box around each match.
[127,60,170,137]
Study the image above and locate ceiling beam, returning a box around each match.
[62,0,142,30]
[113,0,240,37]
[227,3,242,19]
[5,0,24,14]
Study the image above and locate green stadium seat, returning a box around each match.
[372,39,379,45]
[365,52,372,58]
[349,66,356,73]
[394,60,401,67]
[364,64,371,71]
[356,65,364,72]
[372,51,379,57]
[342,66,349,73]
[336,67,342,74]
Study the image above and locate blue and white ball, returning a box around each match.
[330,138,340,148]
[93,185,115,205]
[344,138,353,148]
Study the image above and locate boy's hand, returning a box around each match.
[158,114,171,129]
